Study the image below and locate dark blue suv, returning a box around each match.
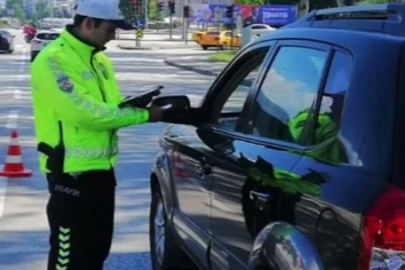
[149,3,405,270]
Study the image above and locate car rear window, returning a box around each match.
[36,33,59,40]
[0,31,10,38]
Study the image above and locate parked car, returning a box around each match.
[0,30,15,54]
[148,3,405,270]
[30,30,60,62]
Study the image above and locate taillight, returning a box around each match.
[359,185,405,270]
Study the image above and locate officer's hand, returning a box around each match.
[147,106,164,122]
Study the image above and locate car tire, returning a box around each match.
[7,50,13,54]
[202,45,208,50]
[149,188,195,270]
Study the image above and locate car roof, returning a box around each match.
[254,3,405,45]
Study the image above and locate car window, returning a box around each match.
[220,67,260,114]
[308,51,351,163]
[245,46,328,144]
[252,25,267,29]
[215,50,268,131]
[0,31,10,37]
[207,31,220,35]
[36,33,60,40]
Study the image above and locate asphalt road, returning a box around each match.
[0,29,213,269]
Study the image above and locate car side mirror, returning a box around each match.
[12,35,15,38]
[151,95,191,109]
[151,95,198,125]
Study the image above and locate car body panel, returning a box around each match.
[0,30,14,51]
[30,30,60,54]
[151,9,404,270]
[192,27,226,43]
[164,124,215,270]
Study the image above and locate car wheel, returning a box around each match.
[149,188,195,270]
[201,45,208,50]
[7,50,13,54]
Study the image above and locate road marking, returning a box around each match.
[14,47,27,99]
[0,46,28,219]
[5,110,18,129]
[14,90,22,99]
[0,178,8,218]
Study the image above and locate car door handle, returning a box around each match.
[249,191,271,210]
[195,162,212,175]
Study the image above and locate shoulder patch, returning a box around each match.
[57,74,74,93]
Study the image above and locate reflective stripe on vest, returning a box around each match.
[65,146,119,159]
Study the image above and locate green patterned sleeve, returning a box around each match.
[32,50,149,130]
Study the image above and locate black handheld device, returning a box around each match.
[119,86,164,108]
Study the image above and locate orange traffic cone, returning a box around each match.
[0,129,32,177]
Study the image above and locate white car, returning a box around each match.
[30,30,60,62]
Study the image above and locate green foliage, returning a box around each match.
[0,20,9,27]
[358,0,388,4]
[148,0,159,21]
[208,51,237,62]
[120,0,134,21]
[238,0,265,5]
[6,0,26,23]
[35,1,51,20]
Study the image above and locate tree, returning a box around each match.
[5,0,26,23]
[358,0,388,4]
[148,0,159,21]
[119,0,134,22]
[35,1,50,20]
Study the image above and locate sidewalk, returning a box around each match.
[164,55,227,76]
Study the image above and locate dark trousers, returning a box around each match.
[46,169,116,270]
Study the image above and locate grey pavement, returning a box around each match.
[116,32,192,41]
[0,30,213,269]
[116,39,199,50]
[164,54,227,77]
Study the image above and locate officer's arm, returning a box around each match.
[34,52,149,130]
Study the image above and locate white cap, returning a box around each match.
[74,0,134,30]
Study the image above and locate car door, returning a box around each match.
[169,41,273,270]
[168,123,216,270]
[209,40,333,270]
[277,48,373,270]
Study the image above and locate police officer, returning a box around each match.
[30,0,163,269]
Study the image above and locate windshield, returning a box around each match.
[0,31,11,38]
[36,33,59,40]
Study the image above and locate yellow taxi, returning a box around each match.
[192,27,226,44]
[199,30,240,50]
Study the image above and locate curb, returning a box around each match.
[117,44,197,50]
[116,38,188,42]
[117,45,154,50]
[163,59,218,77]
